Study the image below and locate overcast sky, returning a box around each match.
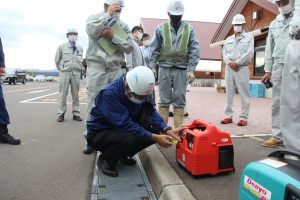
[0,0,233,70]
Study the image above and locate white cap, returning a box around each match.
[167,0,184,15]
[66,28,78,35]
[232,14,246,25]
[104,0,124,7]
[126,66,155,96]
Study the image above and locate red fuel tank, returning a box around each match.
[176,119,235,176]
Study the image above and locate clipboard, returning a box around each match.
[98,22,130,56]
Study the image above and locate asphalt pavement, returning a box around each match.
[0,82,279,200]
[0,82,94,200]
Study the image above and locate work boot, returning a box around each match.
[73,115,82,121]
[262,137,283,147]
[120,156,136,166]
[159,106,170,124]
[237,120,247,126]
[97,155,118,177]
[221,118,233,124]
[83,145,94,154]
[169,111,174,117]
[0,125,21,145]
[174,107,184,128]
[57,115,64,122]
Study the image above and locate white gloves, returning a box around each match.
[187,71,195,84]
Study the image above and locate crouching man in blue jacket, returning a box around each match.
[86,66,182,177]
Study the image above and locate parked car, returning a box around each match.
[46,76,54,81]
[33,75,46,82]
[26,75,34,82]
[2,68,26,84]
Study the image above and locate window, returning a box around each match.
[254,40,266,76]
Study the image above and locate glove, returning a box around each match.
[187,71,195,84]
[151,67,157,78]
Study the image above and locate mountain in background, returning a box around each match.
[26,69,59,77]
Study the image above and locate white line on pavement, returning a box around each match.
[4,85,57,93]
[20,101,87,105]
[20,92,59,103]
[231,133,271,138]
[27,89,50,94]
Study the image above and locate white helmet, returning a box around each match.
[126,66,155,96]
[232,14,246,25]
[104,0,124,7]
[66,28,78,35]
[167,0,184,15]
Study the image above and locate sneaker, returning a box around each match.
[83,145,94,154]
[73,115,82,121]
[97,156,118,177]
[262,137,283,147]
[221,118,233,124]
[169,111,174,117]
[120,156,136,165]
[0,133,21,145]
[57,115,64,122]
[237,120,247,126]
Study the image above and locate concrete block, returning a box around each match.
[159,185,195,200]
[139,145,183,197]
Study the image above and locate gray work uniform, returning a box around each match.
[85,12,134,134]
[54,42,84,117]
[125,37,145,69]
[140,45,151,67]
[280,40,300,152]
[222,31,254,120]
[264,14,292,140]
[149,21,200,108]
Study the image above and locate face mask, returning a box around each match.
[137,32,143,41]
[170,15,182,26]
[278,4,293,15]
[68,35,77,43]
[113,12,121,21]
[128,96,144,104]
[143,39,151,47]
[233,25,243,33]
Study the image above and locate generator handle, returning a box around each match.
[268,149,300,159]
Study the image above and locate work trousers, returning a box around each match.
[224,66,250,120]
[57,72,81,116]
[0,83,10,125]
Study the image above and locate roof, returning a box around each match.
[211,0,278,43]
[140,18,221,61]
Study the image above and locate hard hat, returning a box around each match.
[167,0,184,16]
[232,14,246,25]
[66,28,78,35]
[126,66,155,96]
[104,0,124,7]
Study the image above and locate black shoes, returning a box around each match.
[57,115,82,122]
[120,156,136,165]
[83,145,94,154]
[184,113,189,117]
[0,132,21,145]
[73,115,82,121]
[57,115,64,122]
[97,156,118,177]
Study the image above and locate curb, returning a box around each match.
[139,145,195,200]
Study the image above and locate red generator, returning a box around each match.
[176,119,235,176]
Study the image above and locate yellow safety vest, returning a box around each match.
[158,22,191,63]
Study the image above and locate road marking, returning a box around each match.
[27,89,50,94]
[4,85,57,93]
[20,101,87,105]
[20,92,59,103]
[231,133,271,138]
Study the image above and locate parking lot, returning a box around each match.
[0,82,278,200]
